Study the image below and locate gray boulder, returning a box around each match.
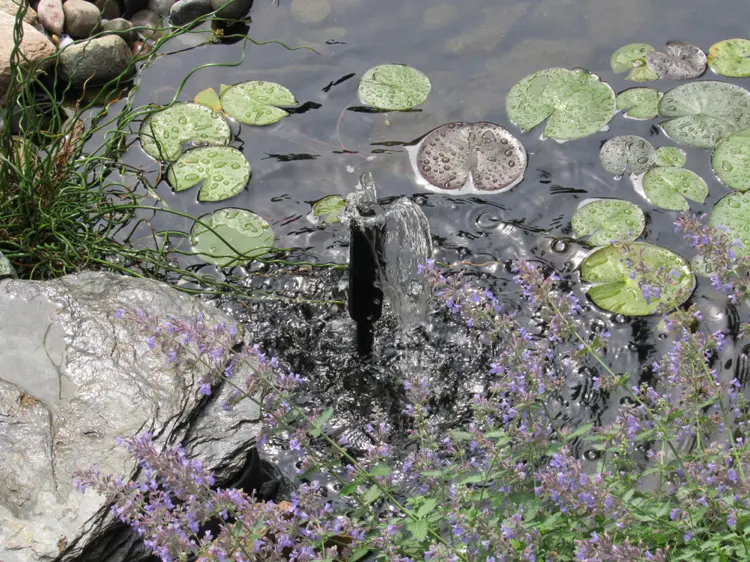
[147,0,173,16]
[59,34,133,87]
[91,0,121,20]
[100,17,136,44]
[63,0,100,37]
[0,0,38,23]
[0,11,54,105]
[168,0,211,25]
[0,250,16,279]
[129,8,162,39]
[210,0,251,19]
[0,272,262,562]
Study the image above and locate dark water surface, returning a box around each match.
[104,0,750,475]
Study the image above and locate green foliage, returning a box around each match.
[654,146,686,168]
[571,199,645,245]
[616,87,661,120]
[709,191,750,256]
[358,64,431,111]
[708,39,750,77]
[220,80,297,126]
[168,146,251,202]
[310,195,346,224]
[610,43,659,81]
[190,208,275,267]
[712,128,750,192]
[599,134,656,176]
[642,166,708,211]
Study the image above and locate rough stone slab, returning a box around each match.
[0,0,37,23]
[0,11,54,105]
[58,34,133,87]
[0,272,261,562]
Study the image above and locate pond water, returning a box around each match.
[102,0,750,477]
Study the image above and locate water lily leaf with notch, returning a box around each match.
[708,39,750,78]
[616,88,661,120]
[506,68,616,140]
[646,41,707,80]
[167,146,250,202]
[358,64,431,110]
[220,81,297,126]
[571,199,645,246]
[191,208,274,267]
[610,43,658,81]
[194,88,222,112]
[599,135,656,176]
[654,146,686,168]
[641,167,708,211]
[709,191,750,257]
[659,81,750,148]
[310,195,346,224]
[712,128,750,191]
[581,242,695,316]
[415,121,527,192]
[139,103,231,162]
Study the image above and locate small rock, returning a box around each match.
[63,0,100,37]
[169,0,211,26]
[0,0,38,23]
[130,8,162,39]
[92,0,121,19]
[147,0,173,16]
[0,11,54,104]
[37,0,64,34]
[59,34,133,87]
[210,0,251,19]
[100,16,136,44]
[0,251,16,279]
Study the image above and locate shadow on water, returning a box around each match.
[89,0,750,474]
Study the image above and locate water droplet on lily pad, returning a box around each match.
[600,135,656,176]
[309,195,346,224]
[712,128,750,191]
[167,146,251,202]
[358,64,431,111]
[654,146,686,168]
[616,87,661,120]
[646,41,707,80]
[708,39,750,78]
[571,199,645,246]
[659,81,750,148]
[220,81,297,126]
[506,68,616,140]
[415,121,526,193]
[139,103,231,162]
[709,191,750,258]
[191,208,274,268]
[581,242,695,316]
[610,43,659,81]
[641,166,708,211]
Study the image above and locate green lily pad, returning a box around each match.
[610,43,658,81]
[194,87,222,112]
[616,87,661,120]
[654,146,686,168]
[506,68,616,140]
[599,135,656,176]
[581,242,695,316]
[415,121,527,192]
[358,64,431,110]
[646,41,706,80]
[310,195,346,224]
[139,103,231,162]
[658,81,750,148]
[191,208,274,267]
[571,199,645,246]
[167,146,250,202]
[641,167,708,211]
[220,81,297,126]
[709,191,750,257]
[712,128,750,191]
[708,39,750,78]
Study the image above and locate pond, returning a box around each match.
[101,0,750,487]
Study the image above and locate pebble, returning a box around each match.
[91,0,121,20]
[100,17,137,45]
[168,0,212,26]
[210,0,251,20]
[147,0,175,16]
[130,8,162,39]
[59,34,133,87]
[37,0,65,35]
[63,0,101,38]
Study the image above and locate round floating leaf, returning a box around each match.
[358,64,431,111]
[415,121,527,192]
[712,128,750,191]
[610,43,657,81]
[646,41,707,80]
[310,195,346,224]
[139,103,231,162]
[571,199,645,246]
[708,39,750,78]
[659,81,750,148]
[220,81,297,126]
[599,135,656,176]
[709,191,750,257]
[167,146,251,202]
[506,68,616,140]
[581,242,695,316]
[654,146,686,168]
[641,167,708,211]
[191,208,274,267]
[616,87,661,120]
